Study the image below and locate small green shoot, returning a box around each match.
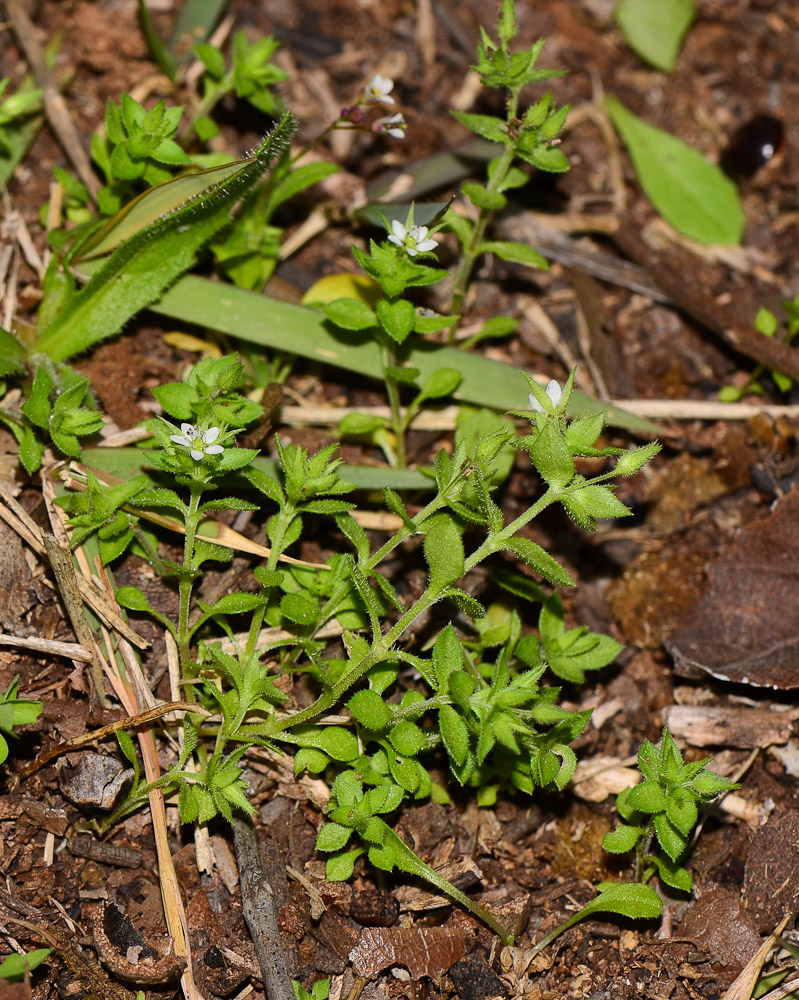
[0,948,51,983]
[0,676,43,765]
[603,724,739,891]
[0,77,43,155]
[529,725,736,953]
[720,292,799,401]
[444,0,569,338]
[292,978,330,1000]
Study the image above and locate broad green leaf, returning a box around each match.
[316,822,353,852]
[666,788,698,837]
[0,948,52,982]
[653,813,687,862]
[376,298,416,344]
[325,849,364,881]
[462,183,506,211]
[423,514,464,592]
[202,592,264,616]
[0,328,26,376]
[531,882,661,956]
[439,705,470,768]
[606,95,744,245]
[650,854,693,892]
[616,0,695,73]
[323,298,377,332]
[451,112,508,143]
[626,781,667,815]
[37,114,295,361]
[530,422,575,489]
[348,688,392,731]
[280,592,318,625]
[389,721,425,757]
[115,585,155,612]
[417,367,461,401]
[602,823,645,854]
[477,240,548,270]
[691,770,739,799]
[289,725,359,762]
[501,537,574,587]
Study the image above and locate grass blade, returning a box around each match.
[142,277,660,433]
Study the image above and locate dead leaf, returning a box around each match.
[349,925,468,980]
[667,488,799,688]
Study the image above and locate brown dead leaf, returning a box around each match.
[349,925,468,980]
[667,487,799,688]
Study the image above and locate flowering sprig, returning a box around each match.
[364,73,395,105]
[387,217,438,257]
[374,112,406,139]
[528,378,563,414]
[170,423,226,461]
[337,74,405,141]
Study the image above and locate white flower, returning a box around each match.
[374,112,406,139]
[387,218,438,257]
[365,73,395,105]
[170,423,225,461]
[529,379,562,413]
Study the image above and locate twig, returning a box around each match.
[0,632,93,661]
[613,223,799,381]
[41,532,109,708]
[9,700,208,784]
[232,816,295,1000]
[4,0,100,200]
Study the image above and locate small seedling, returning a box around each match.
[528,724,737,953]
[0,676,43,765]
[0,948,51,983]
[603,724,738,891]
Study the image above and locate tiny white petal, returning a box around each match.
[546,379,562,405]
[203,426,221,444]
[180,423,196,436]
[170,434,191,447]
[528,392,544,413]
[366,74,395,104]
[190,449,204,461]
[386,126,405,139]
[416,238,438,253]
[414,226,429,241]
[204,445,224,455]
[387,234,402,247]
[405,246,418,256]
[391,219,406,240]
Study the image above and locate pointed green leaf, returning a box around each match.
[606,95,744,245]
[615,0,695,73]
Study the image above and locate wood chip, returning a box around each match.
[667,704,799,749]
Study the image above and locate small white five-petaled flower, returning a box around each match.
[170,423,225,461]
[529,379,562,413]
[365,74,395,105]
[374,112,406,139]
[387,218,438,257]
